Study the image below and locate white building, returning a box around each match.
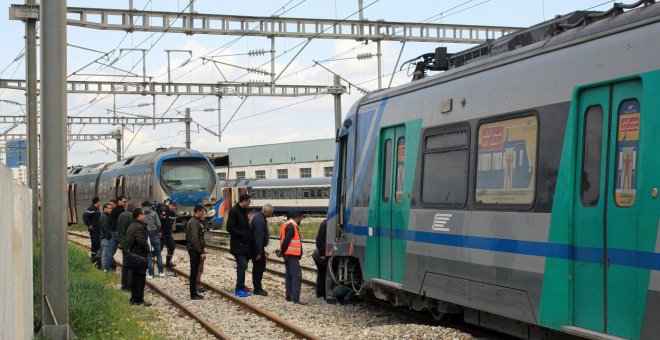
[11,165,28,184]
[217,138,335,180]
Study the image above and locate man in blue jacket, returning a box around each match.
[250,203,274,296]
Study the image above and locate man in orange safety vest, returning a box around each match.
[276,211,304,304]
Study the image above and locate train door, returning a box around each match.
[377,125,406,282]
[573,79,646,339]
[67,182,78,224]
[113,176,124,198]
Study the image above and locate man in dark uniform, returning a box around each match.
[83,196,102,262]
[250,203,274,296]
[313,219,328,298]
[227,193,252,297]
[186,205,207,300]
[159,199,178,268]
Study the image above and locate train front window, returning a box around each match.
[160,158,215,193]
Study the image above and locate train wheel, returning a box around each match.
[431,309,450,321]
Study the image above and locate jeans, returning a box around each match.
[234,254,249,291]
[284,255,302,302]
[102,231,119,271]
[147,234,163,276]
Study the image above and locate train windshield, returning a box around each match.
[160,158,215,193]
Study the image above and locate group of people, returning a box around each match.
[83,195,180,306]
[84,192,354,306]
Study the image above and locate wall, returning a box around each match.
[0,163,33,339]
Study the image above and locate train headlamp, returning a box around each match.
[206,209,215,218]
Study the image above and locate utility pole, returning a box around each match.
[24,0,39,239]
[115,131,122,161]
[40,0,71,337]
[185,108,191,149]
[332,75,342,137]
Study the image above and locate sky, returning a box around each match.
[0,0,619,166]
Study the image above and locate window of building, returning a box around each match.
[422,124,469,206]
[300,168,312,178]
[475,115,537,206]
[218,172,227,181]
[255,170,265,179]
[277,169,288,179]
[236,171,245,180]
[324,167,333,177]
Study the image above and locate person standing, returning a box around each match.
[142,200,164,279]
[108,196,126,270]
[313,219,328,298]
[227,193,252,297]
[118,199,140,291]
[186,205,207,300]
[277,211,304,304]
[159,199,178,269]
[83,196,102,262]
[126,208,151,307]
[250,203,274,296]
[99,202,115,272]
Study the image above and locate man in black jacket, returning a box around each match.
[313,219,328,298]
[227,193,252,297]
[83,197,102,261]
[159,199,178,268]
[186,205,207,300]
[250,203,274,296]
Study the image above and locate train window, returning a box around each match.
[303,189,311,199]
[297,188,303,199]
[395,137,405,203]
[316,188,323,198]
[323,188,329,199]
[266,189,273,199]
[476,116,538,206]
[580,106,603,207]
[421,125,468,206]
[382,138,393,203]
[614,99,640,207]
[279,189,286,199]
[284,188,290,199]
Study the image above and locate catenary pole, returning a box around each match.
[333,75,342,137]
[25,0,39,238]
[40,0,71,337]
[185,108,191,149]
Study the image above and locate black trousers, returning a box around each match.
[252,253,267,291]
[161,230,175,258]
[130,270,146,303]
[89,227,101,256]
[188,249,201,298]
[120,250,133,289]
[313,252,327,298]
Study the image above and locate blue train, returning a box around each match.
[67,148,218,239]
[326,3,660,339]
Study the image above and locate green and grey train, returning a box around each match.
[326,2,660,339]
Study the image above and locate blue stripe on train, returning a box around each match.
[345,224,660,271]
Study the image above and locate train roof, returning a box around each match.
[102,147,208,172]
[361,2,660,105]
[219,177,331,188]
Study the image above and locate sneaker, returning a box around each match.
[191,295,204,300]
[146,275,154,280]
[103,269,108,273]
[158,272,165,278]
[292,300,305,305]
[253,289,268,296]
[235,289,250,298]
[243,286,253,293]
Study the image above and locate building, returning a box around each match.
[5,140,27,168]
[217,138,335,180]
[11,165,28,184]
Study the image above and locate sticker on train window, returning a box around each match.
[614,99,640,207]
[476,116,537,205]
[395,137,405,203]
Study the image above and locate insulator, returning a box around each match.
[203,108,216,112]
[248,49,267,56]
[357,53,373,60]
[137,103,151,108]
[13,53,25,62]
[180,58,191,67]
[247,67,271,75]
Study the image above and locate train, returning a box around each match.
[212,177,330,227]
[325,2,660,339]
[67,148,218,239]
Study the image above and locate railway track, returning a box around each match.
[68,231,320,340]
[175,243,318,287]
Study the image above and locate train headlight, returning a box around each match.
[206,209,215,218]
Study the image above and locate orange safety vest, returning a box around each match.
[280,220,302,256]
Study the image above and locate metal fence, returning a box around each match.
[0,163,33,339]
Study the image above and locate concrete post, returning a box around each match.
[40,0,72,337]
[25,0,39,239]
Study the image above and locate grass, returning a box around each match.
[267,220,322,241]
[33,241,169,339]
